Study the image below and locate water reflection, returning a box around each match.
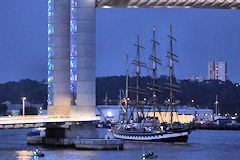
[16,150,33,160]
[0,130,239,160]
[45,149,97,160]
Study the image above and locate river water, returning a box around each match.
[0,129,239,160]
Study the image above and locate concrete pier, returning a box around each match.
[75,139,123,150]
[27,122,124,150]
[27,136,44,145]
[27,137,123,150]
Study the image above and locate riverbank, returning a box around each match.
[193,124,240,130]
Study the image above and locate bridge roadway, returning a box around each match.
[96,0,240,9]
[0,115,96,129]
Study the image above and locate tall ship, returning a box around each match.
[111,26,194,142]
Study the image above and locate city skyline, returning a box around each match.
[0,1,240,83]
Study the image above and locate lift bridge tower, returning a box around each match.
[47,0,96,120]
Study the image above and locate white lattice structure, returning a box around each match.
[96,0,240,9]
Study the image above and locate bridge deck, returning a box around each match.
[0,115,98,129]
[96,0,240,9]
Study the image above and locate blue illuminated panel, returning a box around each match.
[70,0,78,105]
[48,0,54,106]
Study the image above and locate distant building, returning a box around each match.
[215,119,238,126]
[208,61,228,81]
[187,75,207,82]
[3,101,44,116]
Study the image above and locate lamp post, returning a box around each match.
[215,95,219,115]
[191,99,194,106]
[22,97,26,116]
[40,107,42,115]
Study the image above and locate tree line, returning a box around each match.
[0,77,239,115]
[96,76,240,115]
[0,79,47,108]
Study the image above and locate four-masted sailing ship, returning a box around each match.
[111,25,194,142]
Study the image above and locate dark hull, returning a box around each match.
[112,123,194,143]
[113,134,189,142]
[146,135,188,142]
[112,129,190,142]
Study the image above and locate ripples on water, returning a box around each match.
[0,129,240,160]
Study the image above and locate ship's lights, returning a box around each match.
[108,112,112,117]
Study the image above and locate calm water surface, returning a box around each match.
[0,129,239,160]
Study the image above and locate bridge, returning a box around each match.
[0,0,239,148]
[1,0,239,129]
[96,0,240,9]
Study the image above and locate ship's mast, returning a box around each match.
[136,34,143,122]
[169,25,174,127]
[166,25,180,128]
[136,35,140,117]
[149,28,161,128]
[132,34,145,122]
[125,54,129,122]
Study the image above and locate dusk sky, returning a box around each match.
[0,0,240,83]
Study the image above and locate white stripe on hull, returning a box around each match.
[113,131,189,141]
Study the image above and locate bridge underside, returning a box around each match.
[96,0,240,9]
[0,115,98,129]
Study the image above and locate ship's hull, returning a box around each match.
[112,129,190,142]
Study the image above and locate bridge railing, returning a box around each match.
[0,115,99,125]
[0,115,68,120]
[0,115,70,125]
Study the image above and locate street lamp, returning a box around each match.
[191,99,195,106]
[40,107,42,115]
[22,97,26,116]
